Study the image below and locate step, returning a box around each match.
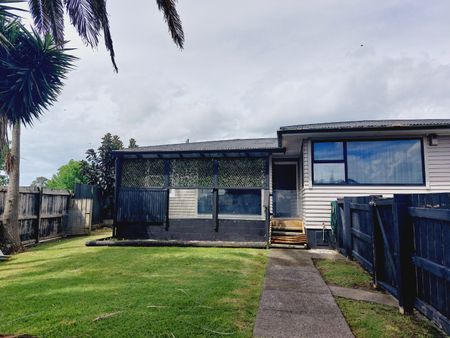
[271,226,305,232]
[271,234,308,245]
[271,230,304,236]
[270,243,308,249]
[271,219,304,231]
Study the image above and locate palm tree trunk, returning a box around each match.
[1,122,22,254]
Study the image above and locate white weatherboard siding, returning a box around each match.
[427,136,450,191]
[169,189,198,218]
[302,135,450,229]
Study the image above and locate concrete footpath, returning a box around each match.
[253,249,354,338]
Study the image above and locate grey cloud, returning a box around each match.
[19,0,450,184]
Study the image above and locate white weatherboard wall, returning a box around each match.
[169,189,198,218]
[302,135,450,229]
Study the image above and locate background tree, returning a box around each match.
[0,17,75,254]
[26,0,184,71]
[31,176,48,188]
[128,138,138,148]
[81,133,127,218]
[46,159,86,191]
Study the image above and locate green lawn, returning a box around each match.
[314,258,373,289]
[337,298,445,338]
[315,257,445,338]
[0,230,268,337]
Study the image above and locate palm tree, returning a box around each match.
[0,1,23,45]
[27,0,184,72]
[0,17,75,253]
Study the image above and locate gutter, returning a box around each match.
[112,147,286,157]
[278,124,450,136]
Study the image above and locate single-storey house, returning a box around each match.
[112,119,450,247]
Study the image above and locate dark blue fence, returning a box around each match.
[335,193,450,335]
[116,188,169,225]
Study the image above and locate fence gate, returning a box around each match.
[372,198,399,297]
[344,196,374,273]
[67,198,92,235]
[74,183,102,226]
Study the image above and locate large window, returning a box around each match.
[312,139,424,185]
[198,189,262,215]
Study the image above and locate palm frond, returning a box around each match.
[28,0,64,45]
[0,21,77,125]
[90,0,117,72]
[0,0,25,47]
[156,0,184,49]
[28,0,49,33]
[45,0,64,45]
[64,0,100,47]
[0,0,24,19]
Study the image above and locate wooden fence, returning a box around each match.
[0,187,71,245]
[74,183,103,226]
[334,193,450,334]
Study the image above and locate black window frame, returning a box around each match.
[311,138,426,186]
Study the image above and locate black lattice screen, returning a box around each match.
[121,159,165,188]
[218,158,266,188]
[120,157,267,189]
[170,159,214,188]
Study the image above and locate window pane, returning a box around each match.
[197,189,212,214]
[197,189,262,215]
[347,139,423,184]
[219,189,261,215]
[313,142,344,161]
[313,163,346,184]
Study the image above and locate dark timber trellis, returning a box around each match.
[113,156,270,238]
[335,193,450,334]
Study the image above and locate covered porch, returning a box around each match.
[270,134,307,246]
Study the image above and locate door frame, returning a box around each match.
[272,160,300,219]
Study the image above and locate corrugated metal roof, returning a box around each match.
[280,119,450,132]
[116,138,280,153]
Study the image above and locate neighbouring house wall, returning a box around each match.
[302,134,450,229]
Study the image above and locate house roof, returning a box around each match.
[279,119,450,133]
[116,138,280,154]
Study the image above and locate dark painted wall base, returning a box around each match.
[306,229,334,248]
[116,218,267,243]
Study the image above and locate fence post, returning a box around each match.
[369,196,380,289]
[164,189,170,231]
[392,194,415,314]
[35,188,43,244]
[343,197,353,258]
[113,157,121,238]
[212,188,219,232]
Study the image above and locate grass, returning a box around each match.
[0,230,268,337]
[337,298,446,338]
[315,257,446,338]
[314,258,372,289]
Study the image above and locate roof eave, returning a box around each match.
[112,147,285,157]
[278,124,450,135]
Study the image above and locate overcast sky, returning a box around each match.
[20,0,450,184]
